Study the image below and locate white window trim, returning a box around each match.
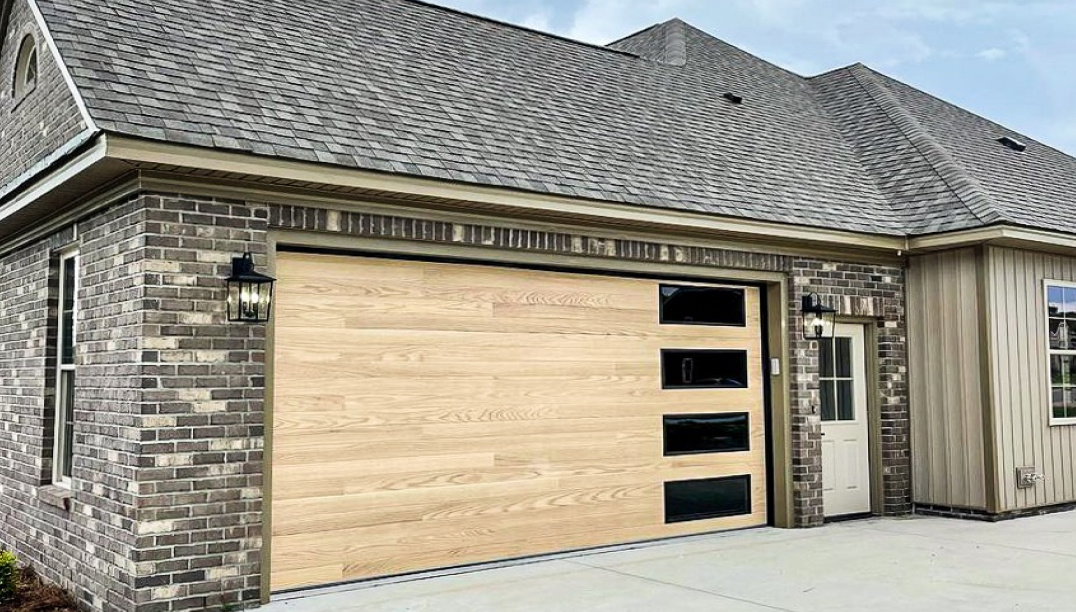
[1045,279,1076,426]
[13,34,37,99]
[52,248,79,487]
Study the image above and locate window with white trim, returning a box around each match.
[13,34,37,98]
[1047,282,1076,422]
[52,250,79,485]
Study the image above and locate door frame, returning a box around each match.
[262,228,794,602]
[831,317,885,517]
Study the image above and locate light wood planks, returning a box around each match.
[271,252,767,591]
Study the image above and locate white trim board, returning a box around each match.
[26,0,97,131]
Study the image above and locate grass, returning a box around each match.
[1,565,80,612]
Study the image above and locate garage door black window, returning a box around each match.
[664,413,750,455]
[661,349,749,389]
[665,475,751,523]
[659,285,746,326]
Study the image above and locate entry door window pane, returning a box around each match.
[820,381,836,421]
[837,380,855,421]
[834,338,852,378]
[819,336,855,422]
[820,341,835,378]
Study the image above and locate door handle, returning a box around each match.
[681,357,694,385]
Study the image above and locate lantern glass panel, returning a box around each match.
[802,310,835,340]
[227,279,274,322]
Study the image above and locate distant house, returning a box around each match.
[2,0,1075,610]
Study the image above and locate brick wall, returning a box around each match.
[0,192,269,612]
[0,197,146,611]
[1,188,909,611]
[130,193,267,611]
[0,0,88,190]
[789,261,909,525]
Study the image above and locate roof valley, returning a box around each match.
[845,64,1006,227]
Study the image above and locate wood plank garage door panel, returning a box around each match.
[271,252,768,591]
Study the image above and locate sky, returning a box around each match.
[433,0,1076,155]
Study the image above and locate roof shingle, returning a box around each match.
[31,0,1076,238]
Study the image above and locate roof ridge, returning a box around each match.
[846,65,1007,226]
[605,18,687,66]
[661,18,687,66]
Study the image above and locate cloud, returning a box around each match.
[733,0,810,27]
[563,0,693,44]
[976,47,1007,61]
[520,11,553,32]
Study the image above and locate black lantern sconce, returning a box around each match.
[801,292,836,341]
[226,253,275,323]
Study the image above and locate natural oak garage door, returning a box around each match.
[270,252,768,591]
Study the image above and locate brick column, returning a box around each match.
[131,194,268,611]
[789,260,910,525]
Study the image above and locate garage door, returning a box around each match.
[270,252,768,591]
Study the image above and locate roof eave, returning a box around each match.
[103,134,910,254]
[908,223,1076,256]
[6,133,1076,261]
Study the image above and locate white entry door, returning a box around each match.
[821,323,871,517]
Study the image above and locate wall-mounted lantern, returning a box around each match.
[226,253,275,323]
[801,292,836,341]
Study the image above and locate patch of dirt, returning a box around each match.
[2,565,80,612]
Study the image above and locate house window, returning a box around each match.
[1047,283,1076,422]
[52,250,79,485]
[13,35,38,98]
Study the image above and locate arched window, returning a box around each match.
[13,34,37,97]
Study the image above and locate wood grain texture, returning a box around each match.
[271,252,767,591]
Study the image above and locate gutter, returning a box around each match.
[0,128,100,204]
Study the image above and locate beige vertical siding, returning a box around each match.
[986,247,1076,511]
[908,249,987,509]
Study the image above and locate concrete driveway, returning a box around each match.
[263,512,1076,612]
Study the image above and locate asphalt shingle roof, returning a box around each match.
[862,68,1076,236]
[31,0,1076,238]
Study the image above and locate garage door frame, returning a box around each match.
[261,229,794,602]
